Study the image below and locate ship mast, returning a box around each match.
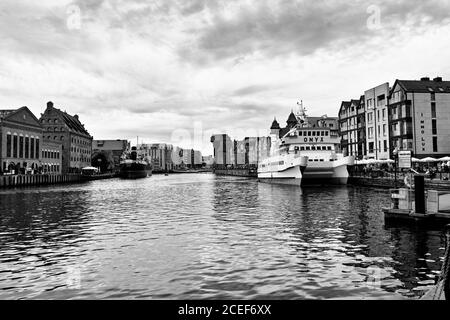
[296,100,308,127]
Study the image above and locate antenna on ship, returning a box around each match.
[296,100,307,125]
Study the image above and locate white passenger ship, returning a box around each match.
[258,102,355,185]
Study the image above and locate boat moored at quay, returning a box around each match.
[119,146,152,179]
[258,101,355,185]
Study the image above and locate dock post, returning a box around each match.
[415,175,426,214]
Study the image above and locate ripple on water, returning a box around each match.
[0,174,446,299]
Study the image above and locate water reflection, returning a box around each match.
[0,174,447,299]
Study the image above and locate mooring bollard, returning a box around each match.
[415,175,426,214]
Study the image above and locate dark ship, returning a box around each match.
[119,146,152,179]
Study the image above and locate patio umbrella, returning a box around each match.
[438,156,450,161]
[420,157,438,162]
[412,157,420,162]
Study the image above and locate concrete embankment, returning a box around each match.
[214,169,257,177]
[349,176,450,190]
[0,174,83,189]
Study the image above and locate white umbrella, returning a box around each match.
[355,159,368,165]
[412,157,420,162]
[420,157,438,163]
[438,156,450,161]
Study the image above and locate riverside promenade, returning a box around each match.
[0,174,83,189]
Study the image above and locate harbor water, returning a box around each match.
[0,173,446,299]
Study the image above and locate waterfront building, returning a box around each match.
[388,77,450,157]
[39,101,93,173]
[338,96,366,159]
[193,150,202,167]
[138,143,173,172]
[41,141,62,174]
[364,83,391,160]
[210,134,234,166]
[172,146,184,168]
[202,155,214,167]
[92,139,129,172]
[0,107,43,175]
[243,136,271,165]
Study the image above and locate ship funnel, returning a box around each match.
[131,146,137,161]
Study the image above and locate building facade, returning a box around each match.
[210,134,234,166]
[41,141,62,174]
[388,77,450,158]
[338,96,366,159]
[40,101,93,173]
[0,107,43,175]
[365,83,390,160]
[138,143,173,172]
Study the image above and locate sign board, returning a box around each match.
[398,151,412,169]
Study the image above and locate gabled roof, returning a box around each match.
[0,106,41,126]
[43,102,91,136]
[390,78,450,96]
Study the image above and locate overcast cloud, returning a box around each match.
[1,0,450,154]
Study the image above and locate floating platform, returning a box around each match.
[382,208,450,222]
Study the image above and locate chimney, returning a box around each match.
[74,114,79,120]
[433,77,443,82]
[420,77,430,81]
[47,101,54,109]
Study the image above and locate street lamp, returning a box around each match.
[393,147,399,188]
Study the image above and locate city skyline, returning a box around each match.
[2,0,450,155]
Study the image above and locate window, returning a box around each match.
[30,138,35,159]
[431,102,436,118]
[25,137,29,159]
[36,138,39,159]
[431,92,435,101]
[369,142,374,153]
[327,146,332,150]
[384,140,387,152]
[13,135,18,158]
[433,137,438,152]
[368,127,374,139]
[6,134,11,157]
[382,109,386,120]
[383,124,387,136]
[432,119,437,135]
[325,131,329,136]
[19,136,24,158]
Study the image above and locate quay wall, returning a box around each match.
[214,169,257,178]
[0,174,83,189]
[349,177,450,191]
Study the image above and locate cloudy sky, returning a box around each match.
[1,0,450,155]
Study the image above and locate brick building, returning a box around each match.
[39,101,93,173]
[0,107,43,175]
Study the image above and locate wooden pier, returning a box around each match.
[382,175,450,222]
[0,174,83,189]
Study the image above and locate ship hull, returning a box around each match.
[257,155,308,185]
[302,158,353,185]
[119,162,152,179]
[258,165,303,185]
